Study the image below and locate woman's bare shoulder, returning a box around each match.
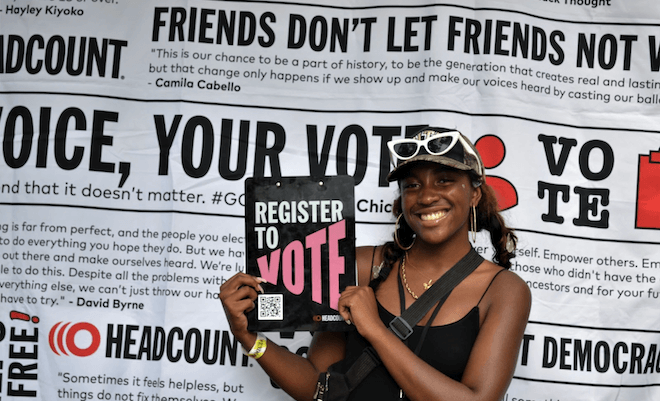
[483,262,531,310]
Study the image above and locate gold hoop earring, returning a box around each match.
[394,214,415,251]
[470,205,477,243]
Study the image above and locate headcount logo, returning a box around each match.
[47,321,249,366]
[49,322,101,357]
[0,35,128,79]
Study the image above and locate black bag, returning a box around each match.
[312,248,483,401]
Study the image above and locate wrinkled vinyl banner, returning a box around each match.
[1,0,660,400]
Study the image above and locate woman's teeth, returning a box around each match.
[421,211,446,221]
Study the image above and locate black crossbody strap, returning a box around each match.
[341,247,484,390]
[389,247,483,340]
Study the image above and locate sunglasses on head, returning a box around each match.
[387,131,484,175]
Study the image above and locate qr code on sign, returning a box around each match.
[257,294,283,320]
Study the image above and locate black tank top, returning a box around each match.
[338,269,503,400]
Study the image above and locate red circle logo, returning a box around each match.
[49,322,101,357]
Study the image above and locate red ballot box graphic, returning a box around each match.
[475,135,518,211]
[636,149,660,229]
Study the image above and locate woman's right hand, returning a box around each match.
[218,273,265,344]
[218,273,345,401]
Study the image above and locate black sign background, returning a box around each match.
[245,176,356,332]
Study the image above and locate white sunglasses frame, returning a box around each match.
[387,131,485,176]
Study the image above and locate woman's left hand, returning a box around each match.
[337,285,387,341]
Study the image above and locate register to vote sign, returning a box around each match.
[244,176,356,332]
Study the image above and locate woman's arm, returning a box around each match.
[219,273,347,401]
[255,330,346,400]
[217,245,388,400]
[338,268,531,401]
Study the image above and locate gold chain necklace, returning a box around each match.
[407,254,435,290]
[401,254,433,300]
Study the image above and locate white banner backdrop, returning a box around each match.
[1,1,660,400]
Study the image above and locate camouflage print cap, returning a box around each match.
[386,127,485,184]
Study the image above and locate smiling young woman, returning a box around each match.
[219,126,531,401]
[398,163,478,250]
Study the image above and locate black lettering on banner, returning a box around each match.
[154,114,182,175]
[373,126,400,186]
[55,108,86,170]
[306,125,335,177]
[235,11,259,46]
[512,25,552,61]
[104,324,249,366]
[386,16,438,52]
[574,339,593,372]
[254,121,285,179]
[336,125,368,183]
[216,10,237,46]
[538,134,578,176]
[3,106,33,168]
[198,8,216,44]
[360,17,377,52]
[540,336,660,375]
[154,116,285,180]
[219,119,249,181]
[181,116,214,178]
[494,20,511,56]
[2,107,124,181]
[0,34,126,78]
[538,183,610,228]
[152,7,275,47]
[549,29,565,65]
[446,16,565,65]
[261,13,277,47]
[306,124,428,187]
[578,140,614,181]
[7,327,39,397]
[37,107,51,168]
[538,182,570,224]
[90,110,120,173]
[573,186,610,228]
[576,33,638,70]
[520,334,535,366]
[287,14,350,52]
[307,124,416,185]
[648,36,660,71]
[537,134,612,228]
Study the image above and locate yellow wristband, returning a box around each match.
[243,333,267,359]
